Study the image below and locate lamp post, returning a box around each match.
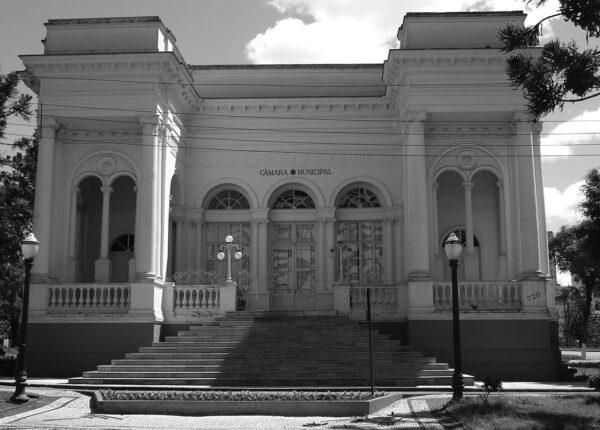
[11,233,39,403]
[217,235,242,284]
[444,232,464,401]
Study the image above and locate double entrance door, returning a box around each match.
[270,222,315,311]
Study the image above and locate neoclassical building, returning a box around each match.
[20,11,560,380]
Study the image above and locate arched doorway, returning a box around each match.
[76,176,102,282]
[269,188,317,311]
[335,185,384,285]
[110,233,134,282]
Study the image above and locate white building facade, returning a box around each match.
[20,11,561,380]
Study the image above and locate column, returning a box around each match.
[134,115,159,281]
[196,220,205,271]
[513,114,542,278]
[187,220,196,270]
[383,218,394,284]
[325,218,336,288]
[431,182,444,280]
[405,112,430,280]
[432,182,439,255]
[94,186,113,282]
[250,220,259,290]
[316,218,326,291]
[67,187,80,282]
[462,181,479,280]
[497,180,508,279]
[31,116,57,281]
[463,181,474,254]
[532,122,550,276]
[175,218,184,272]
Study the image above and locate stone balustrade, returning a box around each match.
[47,284,130,313]
[432,281,522,310]
[350,285,399,317]
[173,285,220,313]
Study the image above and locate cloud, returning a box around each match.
[541,107,600,161]
[247,0,560,63]
[544,181,584,231]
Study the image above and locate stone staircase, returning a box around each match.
[69,313,474,387]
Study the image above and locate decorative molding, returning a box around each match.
[200,101,391,115]
[187,152,401,168]
[426,123,511,138]
[57,129,140,143]
[97,156,117,176]
[457,150,477,171]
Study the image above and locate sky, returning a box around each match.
[1,0,599,243]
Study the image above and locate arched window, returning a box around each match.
[208,190,250,209]
[111,234,135,252]
[338,187,380,208]
[273,189,315,209]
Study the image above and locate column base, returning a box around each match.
[94,258,112,283]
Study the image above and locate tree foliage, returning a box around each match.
[499,0,600,117]
[549,168,600,344]
[0,70,36,343]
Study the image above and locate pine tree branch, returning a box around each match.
[560,90,600,103]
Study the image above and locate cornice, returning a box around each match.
[21,52,200,109]
[57,129,140,143]
[199,99,392,115]
[186,151,402,168]
[426,122,511,138]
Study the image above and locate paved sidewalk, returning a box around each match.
[0,385,450,430]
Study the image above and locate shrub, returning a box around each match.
[589,375,600,391]
[481,376,502,406]
[99,389,387,402]
[568,360,600,377]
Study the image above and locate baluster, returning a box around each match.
[123,287,130,307]
[195,289,203,310]
[191,289,198,309]
[66,288,73,306]
[81,287,88,307]
[211,288,217,308]
[109,287,115,307]
[101,287,107,307]
[432,285,439,307]
[184,290,190,308]
[74,288,81,307]
[116,287,122,307]
[60,288,66,307]
[509,284,516,305]
[200,289,207,308]
[48,288,54,307]
[215,288,220,308]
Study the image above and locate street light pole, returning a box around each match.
[11,233,39,404]
[217,235,242,284]
[444,232,464,401]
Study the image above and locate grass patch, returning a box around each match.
[99,389,387,402]
[0,390,58,418]
[446,394,600,430]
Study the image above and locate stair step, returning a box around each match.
[71,314,468,388]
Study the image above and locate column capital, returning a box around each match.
[139,114,160,133]
[496,180,504,190]
[462,181,473,191]
[511,112,534,132]
[41,116,58,130]
[405,111,428,122]
[100,186,113,194]
[433,181,439,192]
